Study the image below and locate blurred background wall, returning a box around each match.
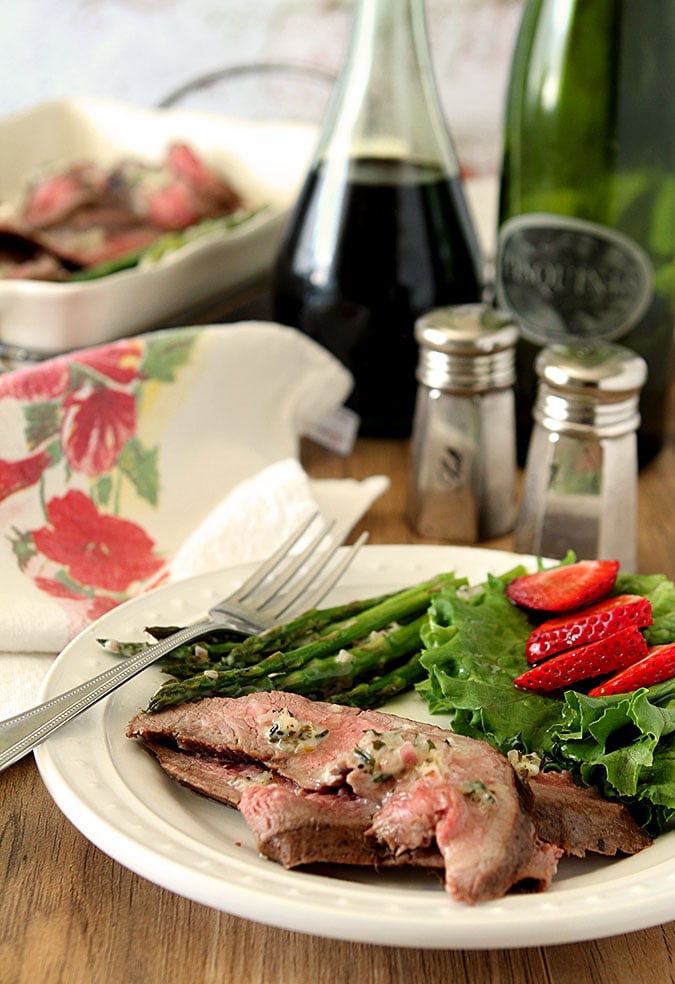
[1,0,524,177]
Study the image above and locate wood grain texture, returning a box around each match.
[2,380,674,984]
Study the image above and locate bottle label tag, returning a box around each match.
[303,404,360,457]
[496,213,653,344]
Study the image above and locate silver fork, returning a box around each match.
[0,514,368,772]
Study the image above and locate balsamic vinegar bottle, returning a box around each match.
[496,0,674,465]
[273,0,482,438]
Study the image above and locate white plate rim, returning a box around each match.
[34,543,675,949]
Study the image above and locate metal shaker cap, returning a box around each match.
[414,304,518,392]
[534,342,647,437]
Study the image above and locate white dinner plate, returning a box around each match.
[35,545,675,949]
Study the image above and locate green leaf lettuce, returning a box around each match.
[417,567,675,835]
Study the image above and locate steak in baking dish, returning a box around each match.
[126,691,651,905]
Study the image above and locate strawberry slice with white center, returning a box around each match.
[525,594,653,664]
[505,560,619,613]
[514,625,648,694]
[588,641,675,697]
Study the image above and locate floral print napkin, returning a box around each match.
[0,321,357,663]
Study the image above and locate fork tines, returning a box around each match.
[228,513,367,622]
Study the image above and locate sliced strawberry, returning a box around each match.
[514,625,648,694]
[525,594,653,663]
[505,559,619,613]
[588,642,675,697]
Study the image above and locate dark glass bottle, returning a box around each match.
[273,0,482,437]
[497,0,674,466]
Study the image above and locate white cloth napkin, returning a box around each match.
[168,457,386,580]
[0,322,389,718]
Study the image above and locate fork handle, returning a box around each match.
[0,621,212,773]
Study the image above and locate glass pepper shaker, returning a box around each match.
[407,304,518,542]
[514,342,647,570]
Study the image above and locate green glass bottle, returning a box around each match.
[497,0,674,465]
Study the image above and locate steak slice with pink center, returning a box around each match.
[127,692,560,903]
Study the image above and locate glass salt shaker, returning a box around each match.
[407,304,518,542]
[514,342,647,570]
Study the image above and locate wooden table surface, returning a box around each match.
[2,383,674,984]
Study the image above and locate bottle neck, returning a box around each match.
[315,0,459,171]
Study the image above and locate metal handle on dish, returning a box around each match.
[157,60,335,109]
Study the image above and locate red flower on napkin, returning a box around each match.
[2,329,198,621]
[32,573,122,622]
[0,360,70,401]
[33,490,164,593]
[0,449,53,504]
[0,338,144,402]
[61,385,137,476]
[74,338,144,385]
